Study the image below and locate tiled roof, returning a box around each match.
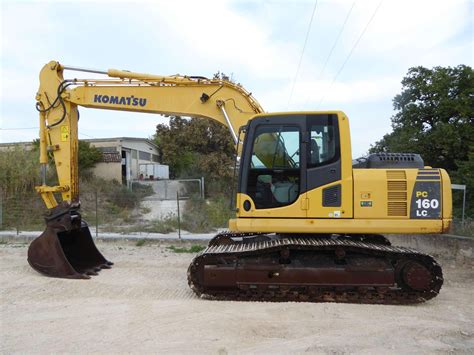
[100,152,122,163]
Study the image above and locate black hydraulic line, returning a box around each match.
[35,80,71,113]
[35,80,75,129]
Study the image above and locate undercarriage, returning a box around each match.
[188,233,443,305]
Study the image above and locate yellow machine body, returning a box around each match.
[231,165,452,234]
[230,112,451,235]
[29,60,452,279]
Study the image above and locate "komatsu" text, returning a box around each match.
[93,95,147,107]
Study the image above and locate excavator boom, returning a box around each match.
[29,60,263,279]
[35,61,263,208]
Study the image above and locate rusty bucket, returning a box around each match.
[27,202,112,279]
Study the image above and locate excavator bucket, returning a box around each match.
[27,202,112,279]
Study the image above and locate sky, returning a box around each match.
[1,0,472,157]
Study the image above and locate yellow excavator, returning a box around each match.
[28,60,452,304]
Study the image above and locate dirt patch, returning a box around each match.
[1,241,473,353]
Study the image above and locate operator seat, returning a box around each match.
[310,139,320,164]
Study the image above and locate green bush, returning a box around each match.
[136,239,146,246]
[181,196,212,233]
[144,217,179,234]
[0,147,46,230]
[79,179,154,225]
[181,194,233,233]
[131,182,154,198]
[0,146,40,199]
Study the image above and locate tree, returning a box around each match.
[154,116,235,195]
[370,65,474,217]
[78,140,102,172]
[31,139,102,173]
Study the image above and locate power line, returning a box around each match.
[0,128,98,139]
[79,132,97,139]
[0,127,96,140]
[305,1,356,106]
[287,0,319,109]
[317,0,384,108]
[0,127,39,130]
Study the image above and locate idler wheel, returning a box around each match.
[402,261,432,291]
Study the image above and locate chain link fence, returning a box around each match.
[0,181,471,237]
[0,179,233,236]
[0,193,45,233]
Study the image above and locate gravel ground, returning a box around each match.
[1,240,473,354]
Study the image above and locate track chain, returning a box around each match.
[188,233,443,305]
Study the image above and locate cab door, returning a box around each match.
[237,115,307,218]
[305,114,352,218]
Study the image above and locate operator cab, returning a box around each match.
[238,113,341,211]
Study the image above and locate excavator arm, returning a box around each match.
[36,60,263,208]
[28,60,263,279]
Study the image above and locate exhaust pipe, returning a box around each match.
[27,202,112,279]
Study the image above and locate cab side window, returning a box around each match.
[308,116,339,168]
[247,125,300,209]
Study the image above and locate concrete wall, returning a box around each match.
[387,234,473,263]
[93,162,121,182]
[0,142,34,151]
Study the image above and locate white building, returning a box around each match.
[85,137,169,185]
[0,137,169,185]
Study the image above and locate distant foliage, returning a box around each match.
[154,116,235,196]
[370,65,474,217]
[0,140,102,200]
[0,146,44,230]
[79,179,154,225]
[78,141,102,172]
[0,146,39,199]
[0,143,150,230]
[30,139,102,175]
[213,71,235,83]
[181,194,233,233]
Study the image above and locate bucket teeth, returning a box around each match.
[85,269,99,276]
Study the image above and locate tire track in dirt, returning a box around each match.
[2,241,473,354]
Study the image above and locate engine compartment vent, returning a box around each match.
[388,191,407,200]
[386,171,407,217]
[387,181,407,191]
[386,170,406,180]
[388,202,407,216]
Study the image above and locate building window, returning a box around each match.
[96,146,118,153]
[152,154,160,163]
[139,151,151,161]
